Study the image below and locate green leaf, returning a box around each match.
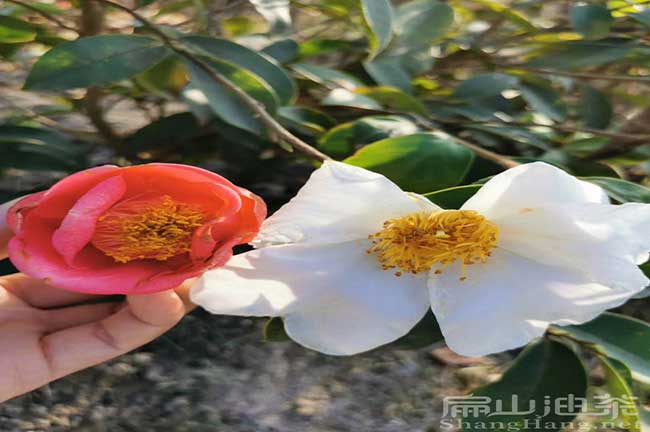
[24,35,169,90]
[518,81,567,122]
[363,56,414,92]
[278,106,336,135]
[344,133,474,193]
[262,38,299,63]
[292,63,364,89]
[360,0,394,58]
[473,0,535,31]
[454,73,518,100]
[321,88,382,110]
[0,125,86,171]
[249,0,292,33]
[126,112,201,153]
[134,55,189,96]
[631,10,650,28]
[570,4,613,39]
[318,115,419,158]
[393,0,454,47]
[558,312,650,384]
[598,356,641,432]
[464,339,587,432]
[362,0,452,91]
[563,137,610,158]
[580,85,613,130]
[263,317,290,342]
[424,184,482,209]
[529,38,637,70]
[182,35,297,104]
[356,86,426,113]
[184,60,269,134]
[583,177,650,203]
[0,16,37,44]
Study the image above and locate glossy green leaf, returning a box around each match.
[183,35,297,104]
[454,73,518,100]
[361,0,394,58]
[598,356,641,432]
[583,177,650,203]
[262,38,299,63]
[465,339,587,432]
[570,4,613,39]
[126,112,201,153]
[393,0,454,46]
[344,133,474,193]
[321,88,382,110]
[473,0,535,31]
[364,56,414,93]
[184,58,274,134]
[24,35,169,90]
[318,115,419,158]
[0,16,37,44]
[529,38,636,70]
[558,312,650,384]
[580,85,613,130]
[519,81,567,121]
[563,137,610,158]
[292,63,364,89]
[134,55,189,96]
[356,86,426,113]
[423,184,482,209]
[278,106,336,135]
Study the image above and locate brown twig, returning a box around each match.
[450,118,650,142]
[410,115,521,169]
[4,0,78,32]
[79,0,121,144]
[504,66,650,83]
[92,0,331,162]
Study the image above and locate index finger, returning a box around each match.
[0,197,20,260]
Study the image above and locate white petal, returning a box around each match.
[192,241,430,355]
[429,248,647,357]
[496,203,650,281]
[462,162,609,219]
[255,161,438,247]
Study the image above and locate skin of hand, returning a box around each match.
[0,199,196,403]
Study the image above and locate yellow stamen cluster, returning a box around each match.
[367,210,499,280]
[93,195,206,263]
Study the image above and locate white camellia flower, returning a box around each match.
[191,161,650,357]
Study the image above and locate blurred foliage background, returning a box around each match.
[2,0,650,431]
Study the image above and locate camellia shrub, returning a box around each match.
[2,0,650,430]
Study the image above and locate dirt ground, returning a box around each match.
[0,311,502,432]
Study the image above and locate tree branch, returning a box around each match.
[92,0,331,161]
[79,0,121,144]
[4,0,78,33]
[409,115,521,169]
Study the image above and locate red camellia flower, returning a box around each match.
[5,164,266,295]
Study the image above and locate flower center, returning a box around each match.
[92,195,206,263]
[367,210,499,279]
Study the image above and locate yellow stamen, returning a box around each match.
[367,210,499,280]
[92,195,206,263]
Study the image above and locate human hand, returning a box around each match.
[0,198,195,403]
